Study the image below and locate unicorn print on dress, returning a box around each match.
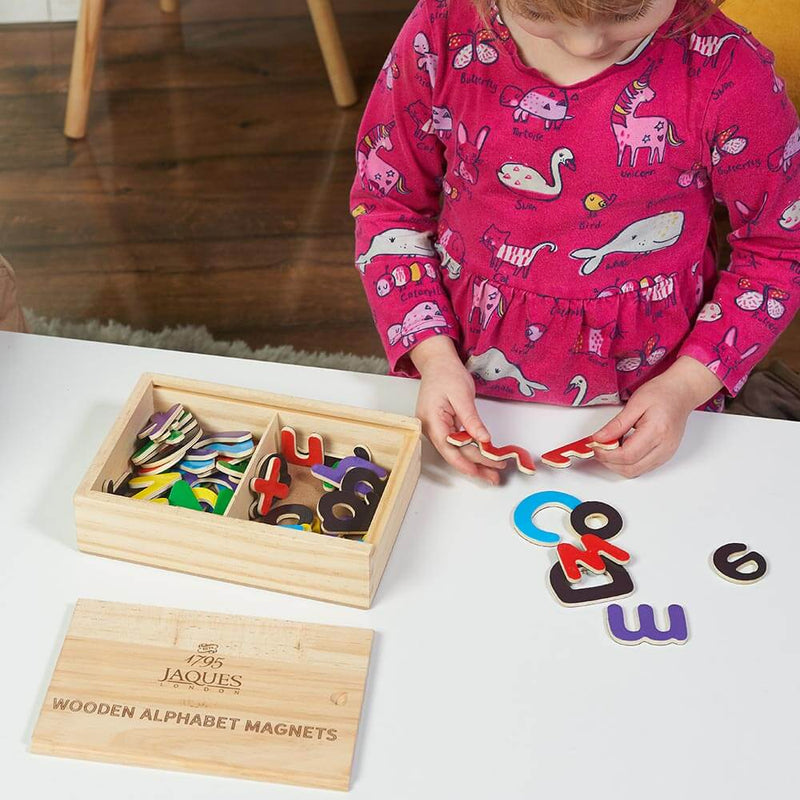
[356,228,436,271]
[499,85,573,129]
[768,124,800,174]
[497,147,575,200]
[610,63,684,167]
[566,375,620,406]
[357,122,409,198]
[780,200,800,231]
[569,211,685,275]
[387,301,449,348]
[413,32,438,87]
[481,224,557,281]
[466,348,548,397]
[707,326,761,382]
[435,226,466,279]
[679,32,738,68]
[469,278,509,330]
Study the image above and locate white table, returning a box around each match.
[2,330,798,798]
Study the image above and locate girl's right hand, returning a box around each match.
[410,337,505,485]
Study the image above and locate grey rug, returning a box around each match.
[25,310,389,375]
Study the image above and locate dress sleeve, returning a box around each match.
[350,0,460,376]
[677,34,800,395]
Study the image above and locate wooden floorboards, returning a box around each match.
[0,0,797,369]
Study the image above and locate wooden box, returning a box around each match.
[75,373,421,608]
[31,599,373,790]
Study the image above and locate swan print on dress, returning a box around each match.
[466,348,548,398]
[566,375,620,406]
[497,147,575,201]
[610,63,684,167]
[499,85,573,129]
[569,211,685,275]
[356,228,436,271]
[387,301,449,348]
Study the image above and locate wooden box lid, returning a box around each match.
[31,599,374,791]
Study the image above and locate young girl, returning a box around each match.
[350,0,799,482]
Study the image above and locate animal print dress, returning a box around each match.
[350,0,800,408]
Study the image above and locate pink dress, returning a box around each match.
[350,0,800,408]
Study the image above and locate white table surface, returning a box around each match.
[2,330,798,798]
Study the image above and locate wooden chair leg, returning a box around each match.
[159,0,179,12]
[64,0,106,139]
[306,0,358,108]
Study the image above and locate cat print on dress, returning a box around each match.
[413,32,438,87]
[406,101,453,142]
[387,301,449,348]
[469,277,509,330]
[707,326,761,382]
[357,123,409,197]
[569,211,685,275]
[679,31,738,68]
[481,224,557,281]
[711,126,748,166]
[566,374,620,406]
[466,347,548,397]
[375,261,438,297]
[768,124,800,174]
[610,62,684,167]
[780,200,800,231]
[448,28,499,69]
[499,85,573,129]
[356,228,436,271]
[497,147,576,200]
[435,226,466,279]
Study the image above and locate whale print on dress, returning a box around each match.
[356,228,436,271]
[387,301,449,348]
[466,348,548,397]
[497,147,575,201]
[610,62,684,167]
[569,211,685,275]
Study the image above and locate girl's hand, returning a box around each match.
[591,357,724,478]
[411,337,506,485]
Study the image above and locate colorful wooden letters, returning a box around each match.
[712,543,768,584]
[605,604,689,646]
[317,467,387,535]
[446,431,536,475]
[549,558,635,607]
[540,435,620,469]
[556,534,631,583]
[249,454,292,519]
[280,426,325,467]
[512,491,582,545]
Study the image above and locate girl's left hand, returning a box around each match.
[591,356,724,478]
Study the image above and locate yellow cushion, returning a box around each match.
[723,0,800,107]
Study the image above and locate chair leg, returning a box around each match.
[159,0,179,12]
[305,0,358,108]
[64,0,107,139]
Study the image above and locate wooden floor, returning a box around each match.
[0,0,798,368]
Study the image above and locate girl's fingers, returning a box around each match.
[593,400,645,444]
[602,443,666,479]
[594,426,659,467]
[459,442,508,471]
[449,391,491,443]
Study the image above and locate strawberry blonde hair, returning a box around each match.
[474,0,727,33]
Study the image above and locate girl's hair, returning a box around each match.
[474,0,726,33]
